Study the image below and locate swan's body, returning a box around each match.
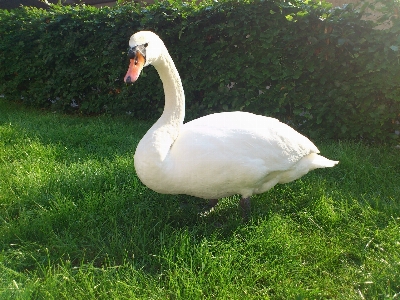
[124,31,338,216]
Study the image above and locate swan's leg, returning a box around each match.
[239,197,251,220]
[207,199,219,209]
[199,199,219,217]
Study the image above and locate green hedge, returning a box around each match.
[0,0,399,143]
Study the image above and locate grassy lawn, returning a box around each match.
[0,98,399,299]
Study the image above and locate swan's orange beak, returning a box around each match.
[124,51,145,83]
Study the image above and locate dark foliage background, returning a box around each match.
[0,0,399,142]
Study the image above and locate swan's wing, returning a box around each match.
[178,111,319,168]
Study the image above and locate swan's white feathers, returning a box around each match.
[129,31,339,201]
[135,111,336,199]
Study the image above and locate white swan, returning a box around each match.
[124,31,338,218]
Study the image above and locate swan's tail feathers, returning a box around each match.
[305,153,339,170]
[308,153,339,169]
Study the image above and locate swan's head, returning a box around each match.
[124,31,165,83]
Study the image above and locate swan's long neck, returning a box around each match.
[139,50,185,163]
[154,51,185,130]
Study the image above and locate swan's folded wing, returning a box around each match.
[164,111,321,198]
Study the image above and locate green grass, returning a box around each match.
[0,99,399,299]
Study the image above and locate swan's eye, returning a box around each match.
[127,47,136,59]
[127,44,147,64]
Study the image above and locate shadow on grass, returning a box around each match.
[0,99,149,163]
